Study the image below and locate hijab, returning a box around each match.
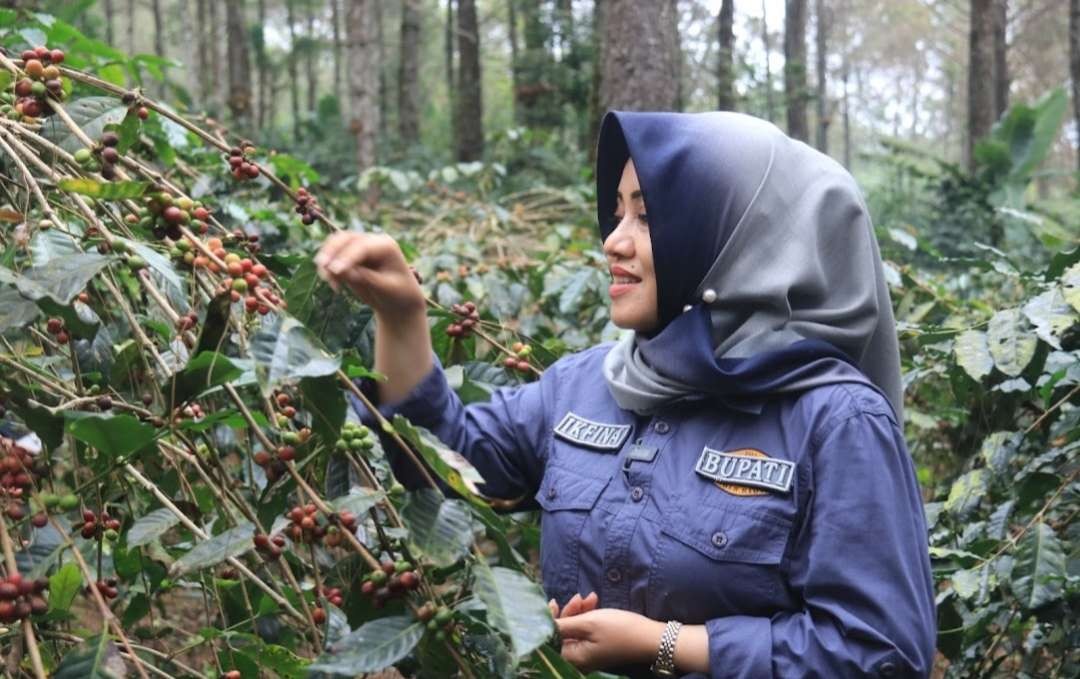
[597,111,904,421]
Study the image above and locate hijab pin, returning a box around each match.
[682,304,693,313]
[702,289,717,304]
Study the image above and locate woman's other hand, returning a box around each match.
[548,592,599,619]
[553,607,664,673]
[314,232,426,323]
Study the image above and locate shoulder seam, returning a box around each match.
[811,383,897,448]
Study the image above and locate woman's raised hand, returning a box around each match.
[314,232,426,322]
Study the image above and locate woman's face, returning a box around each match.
[603,159,659,333]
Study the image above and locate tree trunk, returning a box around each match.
[332,0,343,103]
[306,3,318,113]
[814,0,829,152]
[455,0,484,161]
[784,0,809,141]
[399,0,422,144]
[967,0,995,168]
[180,1,199,112]
[445,0,457,152]
[104,0,114,45]
[376,0,388,139]
[507,0,521,123]
[992,0,1009,120]
[152,0,164,60]
[209,1,226,115]
[762,0,776,122]
[519,0,558,128]
[196,0,211,108]
[256,0,268,130]
[717,0,736,110]
[1072,0,1080,173]
[127,0,135,52]
[287,0,301,138]
[346,0,380,172]
[587,0,603,161]
[598,0,680,112]
[225,0,253,134]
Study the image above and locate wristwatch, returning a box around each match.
[650,620,683,677]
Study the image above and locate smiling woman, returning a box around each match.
[317,110,936,679]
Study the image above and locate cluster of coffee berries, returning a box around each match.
[282,504,358,547]
[359,560,422,608]
[318,584,345,608]
[1,436,46,502]
[274,391,298,423]
[175,309,199,332]
[222,671,241,679]
[36,492,80,512]
[294,188,323,225]
[503,341,533,373]
[89,577,119,600]
[131,193,212,241]
[253,532,287,561]
[9,46,65,120]
[0,572,49,622]
[45,316,69,345]
[226,146,260,181]
[130,103,149,120]
[91,131,123,180]
[417,603,456,641]
[75,508,122,541]
[171,403,205,425]
[334,422,374,455]
[446,302,480,338]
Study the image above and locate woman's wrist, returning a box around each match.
[634,618,669,666]
[373,309,434,404]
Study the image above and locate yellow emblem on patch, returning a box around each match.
[716,449,769,496]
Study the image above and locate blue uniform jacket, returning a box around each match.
[352,344,936,678]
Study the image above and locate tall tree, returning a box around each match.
[306,3,318,113]
[445,0,457,151]
[196,0,211,107]
[332,0,343,102]
[345,0,380,172]
[784,0,809,141]
[256,0,269,130]
[127,0,134,52]
[762,0,776,121]
[103,0,114,45]
[376,0,388,139]
[152,0,164,60]
[598,0,680,112]
[507,0,521,122]
[1072,0,1080,173]
[992,0,1009,120]
[717,0,736,110]
[225,0,253,134]
[518,1,558,128]
[968,0,995,168]
[399,0,422,144]
[287,0,301,137]
[814,0,829,152]
[209,1,226,114]
[455,0,484,161]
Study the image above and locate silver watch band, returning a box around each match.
[650,620,683,677]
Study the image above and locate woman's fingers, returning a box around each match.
[554,614,593,640]
[548,599,560,619]
[561,593,584,617]
[314,231,355,279]
[579,591,598,613]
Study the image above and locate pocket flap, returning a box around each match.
[535,466,609,512]
[661,504,791,565]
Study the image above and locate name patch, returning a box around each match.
[694,447,794,495]
[553,412,631,451]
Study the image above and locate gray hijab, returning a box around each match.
[596,111,904,421]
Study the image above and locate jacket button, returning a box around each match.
[606,568,622,583]
[546,487,557,500]
[878,662,897,677]
[630,486,644,502]
[654,421,670,434]
[711,531,728,548]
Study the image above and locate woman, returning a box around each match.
[315,111,936,678]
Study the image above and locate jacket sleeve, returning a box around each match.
[348,356,554,507]
[703,410,937,679]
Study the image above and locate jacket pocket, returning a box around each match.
[660,503,791,565]
[534,466,610,602]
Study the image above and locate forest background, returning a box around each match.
[0,0,1076,677]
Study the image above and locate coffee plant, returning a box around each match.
[0,10,1076,679]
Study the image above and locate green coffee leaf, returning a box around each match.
[170,522,255,576]
[1011,522,1066,610]
[473,561,554,660]
[308,615,424,675]
[401,489,474,567]
[127,508,181,548]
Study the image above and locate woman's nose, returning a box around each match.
[603,216,635,259]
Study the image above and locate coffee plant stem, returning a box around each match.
[42,631,203,677]
[0,132,65,235]
[122,464,308,623]
[0,354,79,399]
[1023,382,1080,434]
[979,464,1080,567]
[0,519,46,679]
[42,514,151,679]
[336,375,444,493]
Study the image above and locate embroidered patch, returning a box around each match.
[694,447,794,495]
[553,412,631,451]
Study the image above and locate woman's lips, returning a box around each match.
[609,281,638,298]
[609,267,640,298]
